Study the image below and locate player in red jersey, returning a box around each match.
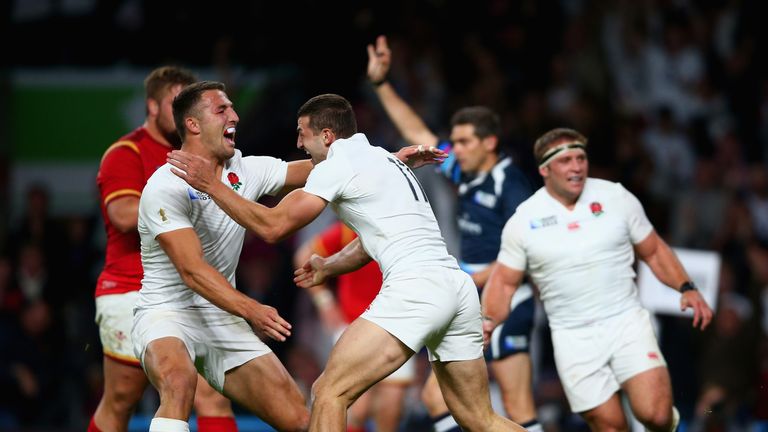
[294,221,415,432]
[90,66,238,432]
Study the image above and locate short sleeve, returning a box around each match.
[239,156,288,199]
[496,216,527,271]
[139,180,193,239]
[618,184,654,244]
[97,144,144,206]
[303,157,353,203]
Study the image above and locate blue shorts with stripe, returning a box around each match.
[485,284,535,360]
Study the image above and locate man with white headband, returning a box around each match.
[481,127,713,431]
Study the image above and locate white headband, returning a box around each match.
[538,141,587,169]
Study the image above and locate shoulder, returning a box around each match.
[144,165,183,194]
[584,178,627,200]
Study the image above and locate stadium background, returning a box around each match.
[1,0,766,431]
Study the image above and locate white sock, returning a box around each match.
[670,406,680,432]
[149,417,190,432]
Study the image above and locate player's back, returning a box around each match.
[304,134,457,280]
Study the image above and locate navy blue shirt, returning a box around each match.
[438,140,533,266]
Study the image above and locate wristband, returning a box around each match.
[679,281,697,293]
[311,289,334,309]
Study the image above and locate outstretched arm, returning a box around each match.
[634,230,713,330]
[294,238,372,288]
[367,35,439,149]
[158,228,292,341]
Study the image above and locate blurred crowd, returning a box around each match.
[2,0,767,431]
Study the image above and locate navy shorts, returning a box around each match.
[485,286,535,361]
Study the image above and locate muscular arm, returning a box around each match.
[283,159,314,192]
[481,263,525,326]
[471,262,497,288]
[205,182,327,243]
[367,35,438,149]
[634,230,713,329]
[157,228,291,341]
[294,238,373,289]
[106,196,139,233]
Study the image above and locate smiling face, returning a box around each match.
[196,89,239,161]
[450,124,498,174]
[296,115,330,165]
[539,141,588,207]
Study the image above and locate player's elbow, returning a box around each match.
[260,226,286,244]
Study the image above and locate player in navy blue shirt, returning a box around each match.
[366,35,541,432]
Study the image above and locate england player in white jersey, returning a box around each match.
[168,94,524,431]
[134,81,313,432]
[481,128,714,432]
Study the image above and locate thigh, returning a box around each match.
[143,337,197,392]
[621,366,672,421]
[490,352,532,400]
[321,317,413,402]
[222,352,307,428]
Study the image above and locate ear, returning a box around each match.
[322,128,336,146]
[185,117,200,135]
[538,165,549,178]
[483,136,498,153]
[147,99,159,117]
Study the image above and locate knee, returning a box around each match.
[311,373,353,408]
[583,411,628,432]
[193,387,232,417]
[636,407,673,431]
[158,370,197,406]
[275,408,310,432]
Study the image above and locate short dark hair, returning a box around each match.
[172,81,226,140]
[144,65,197,102]
[297,94,357,139]
[451,106,500,136]
[533,128,588,164]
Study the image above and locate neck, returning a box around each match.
[544,183,579,210]
[143,120,172,148]
[477,152,500,174]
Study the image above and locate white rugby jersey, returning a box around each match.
[497,178,653,329]
[137,150,287,309]
[303,133,458,280]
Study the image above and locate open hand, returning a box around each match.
[396,144,447,169]
[247,302,292,342]
[294,254,329,288]
[366,35,391,85]
[167,150,217,192]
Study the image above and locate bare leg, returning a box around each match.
[490,353,537,423]
[92,356,149,432]
[222,352,309,431]
[371,381,409,432]
[622,367,675,431]
[580,393,629,432]
[310,318,413,432]
[420,370,450,417]
[143,337,198,421]
[432,359,526,432]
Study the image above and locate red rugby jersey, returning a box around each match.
[94,127,171,297]
[312,222,383,323]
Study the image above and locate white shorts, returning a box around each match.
[132,307,271,392]
[361,267,483,363]
[95,291,141,365]
[552,307,667,412]
[332,327,417,382]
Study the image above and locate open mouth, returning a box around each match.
[224,127,236,146]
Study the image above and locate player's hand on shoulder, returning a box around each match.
[396,144,447,169]
[293,254,328,288]
[167,150,216,192]
[247,303,292,342]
